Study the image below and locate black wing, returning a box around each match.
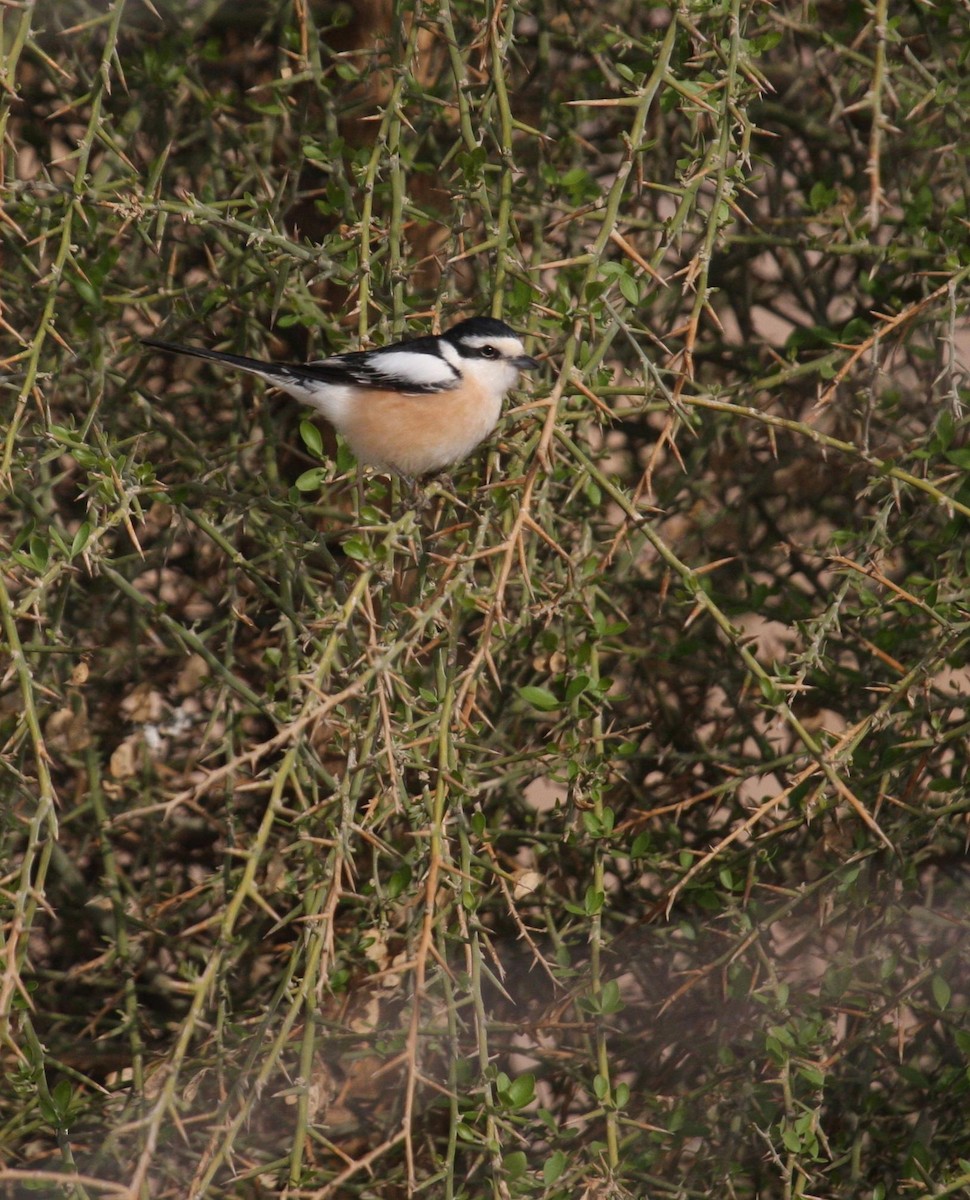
[142,335,460,395]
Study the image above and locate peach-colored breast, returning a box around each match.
[337,378,502,475]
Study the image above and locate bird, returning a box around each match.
[142,316,538,477]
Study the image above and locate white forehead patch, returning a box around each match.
[458,334,526,358]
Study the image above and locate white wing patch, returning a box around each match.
[368,350,459,390]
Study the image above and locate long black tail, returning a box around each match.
[141,338,286,381]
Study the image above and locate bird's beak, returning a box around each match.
[512,355,540,370]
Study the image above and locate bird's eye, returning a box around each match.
[479,345,499,359]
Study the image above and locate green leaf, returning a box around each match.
[38,1093,60,1127]
[929,777,962,792]
[299,419,323,457]
[630,831,651,857]
[335,440,357,472]
[934,410,955,451]
[543,1149,567,1185]
[52,1078,73,1115]
[385,864,412,900]
[809,181,837,212]
[582,808,615,838]
[599,978,623,1014]
[932,973,951,1011]
[29,534,49,570]
[506,1072,535,1109]
[341,537,370,561]
[503,1151,528,1179]
[518,685,560,711]
[751,29,782,52]
[294,467,328,492]
[68,270,99,309]
[70,521,92,558]
[617,271,640,305]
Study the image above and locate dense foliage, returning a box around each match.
[2,2,969,1197]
